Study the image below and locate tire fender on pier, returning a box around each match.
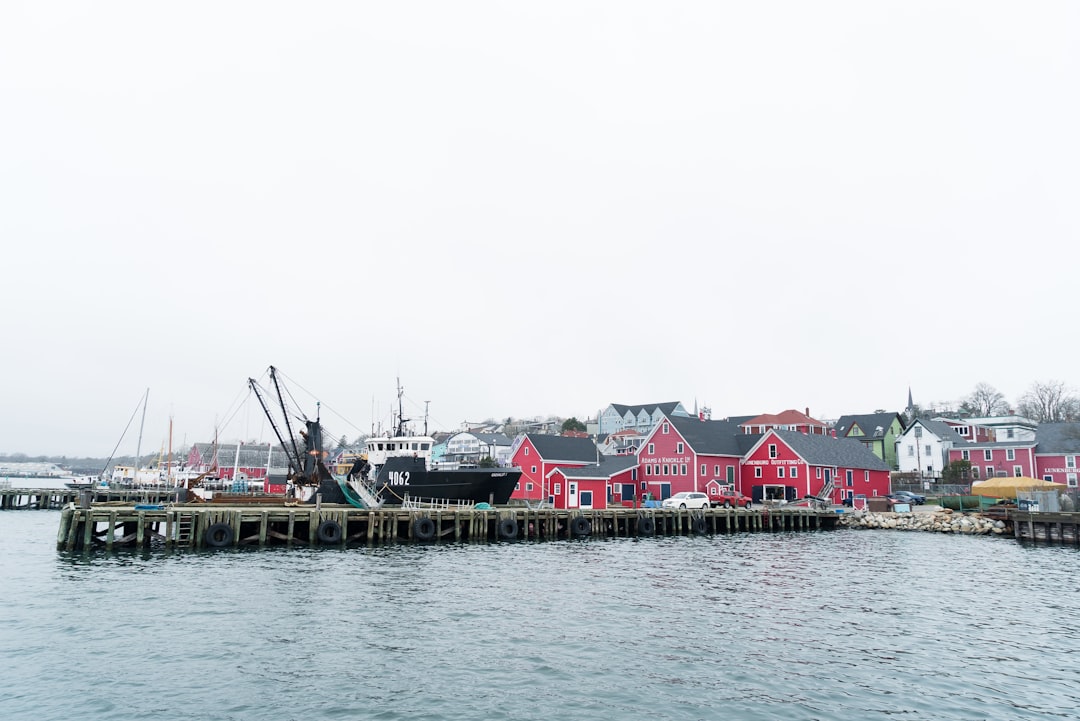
[317,519,343,544]
[205,522,235,548]
[692,516,708,535]
[498,517,519,540]
[570,516,592,537]
[637,516,656,536]
[412,517,436,541]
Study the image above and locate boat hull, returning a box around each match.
[374,457,520,505]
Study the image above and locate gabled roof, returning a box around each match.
[903,418,965,441]
[524,434,598,463]
[1034,423,1080,454]
[772,430,890,471]
[664,416,746,456]
[609,402,683,417]
[835,412,903,438]
[549,455,638,479]
[741,409,827,429]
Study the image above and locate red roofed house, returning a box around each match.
[738,408,830,436]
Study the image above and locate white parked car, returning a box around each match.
[661,491,711,509]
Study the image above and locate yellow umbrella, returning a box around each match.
[970,476,1066,498]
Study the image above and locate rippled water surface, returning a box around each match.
[2,511,1078,720]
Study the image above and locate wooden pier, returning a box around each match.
[1012,511,1080,545]
[1,487,181,510]
[56,503,839,551]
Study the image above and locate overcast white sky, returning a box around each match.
[2,2,1077,458]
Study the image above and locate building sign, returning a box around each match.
[745,459,800,466]
[638,455,691,465]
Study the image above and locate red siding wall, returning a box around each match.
[637,421,696,499]
[948,446,1035,480]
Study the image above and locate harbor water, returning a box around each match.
[1,510,1078,720]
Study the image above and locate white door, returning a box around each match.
[568,481,578,508]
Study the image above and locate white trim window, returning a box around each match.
[755,467,763,478]
[1069,473,1077,488]
[1013,465,1022,476]
[777,467,785,478]
[769,444,778,459]
[791,466,798,478]
[648,443,655,455]
[962,449,970,460]
[700,464,706,476]
[1006,448,1015,461]
[677,442,684,453]
[1068,456,1077,469]
[984,449,993,461]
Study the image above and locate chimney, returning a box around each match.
[805,407,810,417]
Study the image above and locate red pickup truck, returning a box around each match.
[708,490,752,509]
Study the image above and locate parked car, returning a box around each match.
[662,491,711,510]
[709,490,753,509]
[888,491,926,505]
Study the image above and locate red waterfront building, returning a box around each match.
[947,441,1037,481]
[636,416,749,501]
[741,429,891,504]
[1032,423,1080,488]
[546,456,639,509]
[509,434,600,503]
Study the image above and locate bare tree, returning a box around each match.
[959,382,1008,417]
[1016,380,1080,422]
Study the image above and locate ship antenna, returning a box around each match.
[424,400,430,436]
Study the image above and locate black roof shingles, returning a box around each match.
[527,434,599,463]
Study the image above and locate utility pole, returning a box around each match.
[914,425,923,488]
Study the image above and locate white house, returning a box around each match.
[955,414,1038,442]
[443,431,515,467]
[895,419,966,481]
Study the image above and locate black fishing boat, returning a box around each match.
[248,367,521,507]
[348,455,521,506]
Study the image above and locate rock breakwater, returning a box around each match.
[838,508,1008,535]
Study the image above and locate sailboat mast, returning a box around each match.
[134,388,149,484]
[167,415,173,484]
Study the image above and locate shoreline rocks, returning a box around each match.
[837,508,1008,535]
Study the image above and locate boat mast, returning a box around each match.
[167,415,173,484]
[395,377,408,437]
[134,388,149,484]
